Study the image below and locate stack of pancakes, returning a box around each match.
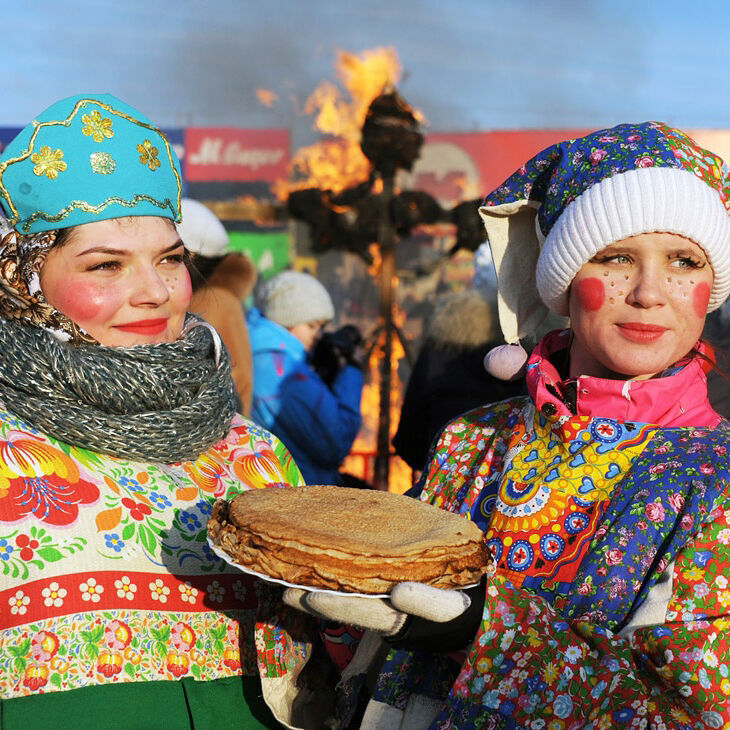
[207,485,492,594]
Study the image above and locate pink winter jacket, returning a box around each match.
[526,329,722,428]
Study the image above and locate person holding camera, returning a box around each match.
[247,270,365,485]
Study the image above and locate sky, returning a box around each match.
[4,0,730,148]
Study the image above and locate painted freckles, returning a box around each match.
[588,264,710,320]
[39,216,191,347]
[567,232,714,380]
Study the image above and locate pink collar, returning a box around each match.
[526,330,722,428]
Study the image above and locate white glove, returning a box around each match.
[282,581,472,637]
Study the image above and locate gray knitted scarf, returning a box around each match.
[0,314,238,464]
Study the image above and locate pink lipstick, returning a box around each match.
[616,322,668,343]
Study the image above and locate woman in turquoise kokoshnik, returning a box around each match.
[284,122,730,729]
[0,94,336,730]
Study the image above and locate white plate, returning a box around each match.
[207,537,391,598]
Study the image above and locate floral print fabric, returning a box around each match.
[481,121,730,237]
[373,397,730,728]
[0,405,306,699]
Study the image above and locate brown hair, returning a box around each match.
[186,252,224,292]
[692,343,730,385]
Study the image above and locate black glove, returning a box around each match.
[310,325,365,385]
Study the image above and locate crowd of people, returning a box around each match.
[1,92,729,730]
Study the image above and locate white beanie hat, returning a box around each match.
[176,198,230,258]
[257,270,335,328]
[536,166,730,316]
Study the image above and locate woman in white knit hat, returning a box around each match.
[177,198,257,414]
[284,122,730,729]
[246,270,365,486]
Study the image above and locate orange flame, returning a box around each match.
[274,47,402,199]
[256,88,278,108]
[280,48,415,492]
[366,242,381,278]
[388,307,412,494]
[343,297,412,494]
[342,243,413,493]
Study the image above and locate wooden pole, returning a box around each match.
[374,174,395,490]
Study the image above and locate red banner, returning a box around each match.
[184,128,289,182]
[403,130,592,206]
[406,128,730,205]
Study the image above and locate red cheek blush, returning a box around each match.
[574,278,605,312]
[692,281,711,318]
[51,283,107,322]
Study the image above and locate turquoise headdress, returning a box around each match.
[0,93,182,234]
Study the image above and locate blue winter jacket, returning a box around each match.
[247,307,364,485]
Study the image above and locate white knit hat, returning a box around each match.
[176,198,230,258]
[536,166,730,316]
[257,270,335,328]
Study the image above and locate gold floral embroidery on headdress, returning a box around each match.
[0,94,183,233]
[81,110,114,143]
[31,147,67,180]
[137,140,160,171]
[90,151,116,175]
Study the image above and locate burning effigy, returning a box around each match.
[272,48,487,491]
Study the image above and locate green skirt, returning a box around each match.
[0,675,283,729]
